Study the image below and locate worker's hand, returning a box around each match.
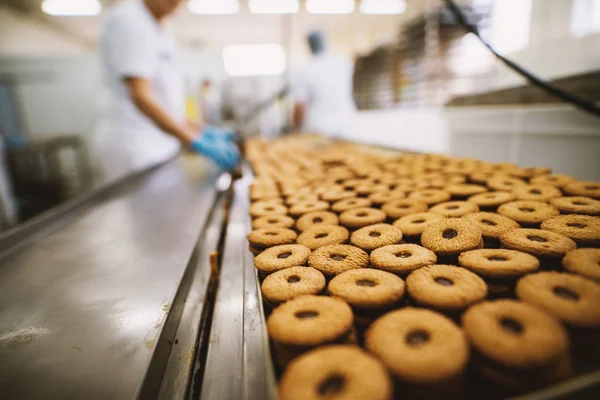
[202,125,238,142]
[191,134,240,171]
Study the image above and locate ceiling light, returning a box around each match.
[188,0,240,15]
[249,0,299,14]
[360,0,406,15]
[306,0,355,14]
[41,0,101,16]
[223,44,286,76]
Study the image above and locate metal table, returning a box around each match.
[0,155,225,400]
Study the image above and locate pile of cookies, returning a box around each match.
[245,137,600,400]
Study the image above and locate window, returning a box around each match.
[223,45,286,77]
[570,0,600,37]
[490,0,532,54]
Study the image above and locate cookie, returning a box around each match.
[370,244,437,275]
[331,197,372,213]
[511,166,552,179]
[368,190,405,207]
[321,190,356,203]
[541,214,600,246]
[247,227,298,250]
[365,308,469,384]
[261,267,326,305]
[458,249,539,279]
[289,200,330,217]
[406,265,487,312]
[512,184,562,202]
[254,244,311,275]
[286,193,319,205]
[267,295,353,347]
[355,183,390,197]
[497,200,559,226]
[516,272,600,328]
[550,196,600,216]
[462,300,570,389]
[429,201,479,218]
[464,212,520,240]
[564,181,600,199]
[408,189,452,205]
[295,211,339,232]
[297,225,349,251]
[382,199,429,219]
[252,214,295,230]
[308,244,369,277]
[563,248,600,283]
[467,191,515,209]
[328,268,405,310]
[279,345,392,400]
[350,223,403,252]
[249,202,288,218]
[469,171,508,184]
[392,212,445,238]
[445,183,488,198]
[339,207,386,229]
[530,174,577,188]
[500,228,576,258]
[487,176,527,192]
[421,218,483,256]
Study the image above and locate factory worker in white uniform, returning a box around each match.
[94,0,238,183]
[293,31,357,137]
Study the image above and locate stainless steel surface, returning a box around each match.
[200,172,277,400]
[156,190,227,400]
[0,155,220,400]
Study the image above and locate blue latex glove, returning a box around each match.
[202,125,238,142]
[191,134,240,170]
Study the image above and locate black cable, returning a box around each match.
[443,0,600,118]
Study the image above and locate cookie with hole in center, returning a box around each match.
[278,345,392,400]
[541,214,600,246]
[261,267,326,305]
[252,214,295,230]
[382,199,429,220]
[563,181,600,199]
[289,200,330,217]
[308,244,369,277]
[563,248,600,283]
[467,191,516,210]
[339,207,386,229]
[328,268,405,310]
[321,190,356,203]
[516,272,600,328]
[500,228,576,258]
[530,174,577,188]
[370,244,437,276]
[286,193,319,206]
[445,183,488,199]
[392,212,445,238]
[421,218,483,256]
[512,184,562,202]
[464,212,520,240]
[406,265,487,312]
[459,249,539,279]
[365,308,469,385]
[331,197,372,213]
[462,300,570,389]
[295,211,339,232]
[487,176,527,192]
[297,225,349,251]
[550,196,600,216]
[247,227,298,250]
[249,202,288,218]
[350,223,403,252]
[429,201,479,218]
[498,200,559,226]
[267,295,353,347]
[368,190,406,207]
[254,244,311,276]
[408,189,452,205]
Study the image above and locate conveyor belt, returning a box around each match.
[0,156,224,400]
